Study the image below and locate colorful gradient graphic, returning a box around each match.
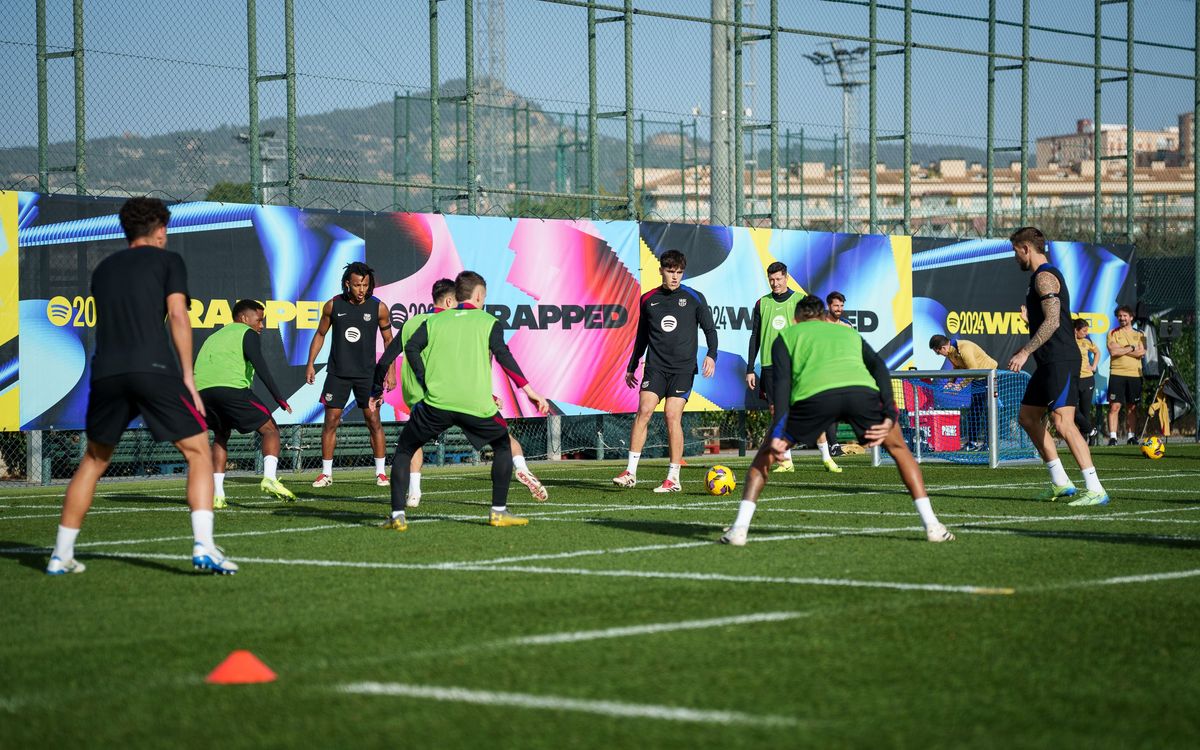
[6,193,1132,429]
[639,223,915,409]
[912,237,1136,402]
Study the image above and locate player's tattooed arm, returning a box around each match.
[1019,271,1061,356]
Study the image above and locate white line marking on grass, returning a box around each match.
[44,549,1011,595]
[1067,568,1200,587]
[508,611,807,646]
[338,682,799,727]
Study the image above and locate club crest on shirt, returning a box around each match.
[363,313,372,321]
[678,298,687,307]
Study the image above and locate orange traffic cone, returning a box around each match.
[206,650,277,684]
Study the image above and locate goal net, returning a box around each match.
[872,369,1038,468]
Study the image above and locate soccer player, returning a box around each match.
[370,271,550,530]
[1074,319,1100,443]
[305,262,395,488]
[612,250,718,492]
[719,295,954,546]
[194,299,296,507]
[397,279,548,508]
[745,263,840,473]
[1006,226,1108,505]
[821,290,854,461]
[1105,304,1146,446]
[929,333,998,452]
[47,197,237,575]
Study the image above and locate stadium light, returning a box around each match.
[804,42,868,232]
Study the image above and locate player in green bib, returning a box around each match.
[370,271,550,531]
[194,299,295,506]
[721,294,954,547]
[397,279,548,510]
[745,262,841,473]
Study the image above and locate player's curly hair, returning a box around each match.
[659,249,687,271]
[118,197,171,242]
[795,294,826,321]
[341,262,376,300]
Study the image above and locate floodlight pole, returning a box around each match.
[807,43,866,234]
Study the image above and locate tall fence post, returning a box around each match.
[27,431,45,486]
[548,415,562,460]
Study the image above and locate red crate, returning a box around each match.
[923,410,962,452]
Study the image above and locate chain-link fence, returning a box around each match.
[2,1,1197,241]
[3,1,1199,483]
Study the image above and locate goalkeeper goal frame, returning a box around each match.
[872,368,1037,469]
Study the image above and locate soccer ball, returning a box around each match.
[1140,436,1166,460]
[705,465,736,496]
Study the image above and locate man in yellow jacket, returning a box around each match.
[930,335,998,451]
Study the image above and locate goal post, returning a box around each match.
[872,369,1038,468]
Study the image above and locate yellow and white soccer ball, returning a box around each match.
[705,465,736,496]
[1140,436,1166,460]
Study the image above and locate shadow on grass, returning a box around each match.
[268,506,380,524]
[0,540,51,573]
[99,492,186,506]
[581,518,716,541]
[0,540,192,575]
[958,525,1200,550]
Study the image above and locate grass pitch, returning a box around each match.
[2,445,1200,748]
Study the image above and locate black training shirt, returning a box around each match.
[89,245,189,381]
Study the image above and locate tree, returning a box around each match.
[206,182,254,204]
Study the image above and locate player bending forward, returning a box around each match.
[370,271,550,530]
[395,279,547,508]
[720,295,954,546]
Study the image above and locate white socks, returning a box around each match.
[1126,432,1135,440]
[409,472,422,495]
[783,448,793,461]
[1109,432,1117,439]
[374,457,386,475]
[213,472,225,496]
[52,524,80,561]
[667,463,681,482]
[732,499,757,529]
[321,459,333,477]
[191,510,215,551]
[913,497,939,529]
[513,454,528,472]
[1081,466,1104,493]
[263,455,278,481]
[1046,458,1071,487]
[817,443,831,461]
[626,451,640,475]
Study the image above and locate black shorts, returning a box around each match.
[770,387,885,447]
[201,387,273,436]
[1107,374,1142,405]
[86,373,208,445]
[758,366,777,404]
[397,401,509,452]
[320,371,373,409]
[1022,363,1077,411]
[641,369,695,401]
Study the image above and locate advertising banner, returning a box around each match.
[911,237,1136,399]
[1,191,1132,432]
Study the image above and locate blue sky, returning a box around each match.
[1,0,1195,149]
